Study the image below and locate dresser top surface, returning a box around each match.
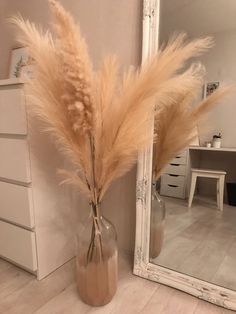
[0,78,25,87]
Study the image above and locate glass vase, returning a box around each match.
[76,203,118,306]
[150,182,166,259]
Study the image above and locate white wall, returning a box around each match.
[199,29,236,148]
[0,0,142,253]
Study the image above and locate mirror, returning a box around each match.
[134,0,236,311]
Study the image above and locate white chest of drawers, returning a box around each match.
[160,150,189,199]
[0,79,75,279]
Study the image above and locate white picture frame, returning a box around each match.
[8,46,34,79]
[133,1,236,311]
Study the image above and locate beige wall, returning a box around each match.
[0,0,142,77]
[0,0,143,252]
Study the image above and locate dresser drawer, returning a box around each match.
[161,174,185,186]
[0,182,34,228]
[160,182,185,199]
[176,150,187,158]
[164,163,187,176]
[0,220,37,271]
[171,156,186,165]
[0,138,31,183]
[0,85,27,135]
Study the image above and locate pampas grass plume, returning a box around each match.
[9,0,234,204]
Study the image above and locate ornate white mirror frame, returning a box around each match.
[133,0,236,311]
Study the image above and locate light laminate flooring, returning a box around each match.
[153,196,236,291]
[0,253,234,314]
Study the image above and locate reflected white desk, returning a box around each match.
[188,146,236,199]
[189,146,236,153]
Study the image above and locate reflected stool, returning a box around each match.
[188,168,226,211]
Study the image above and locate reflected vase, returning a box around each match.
[150,183,166,259]
[76,203,118,306]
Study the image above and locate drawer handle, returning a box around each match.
[175,156,181,158]
[170,164,180,166]
[168,184,178,188]
[168,174,179,177]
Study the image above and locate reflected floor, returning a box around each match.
[151,196,236,291]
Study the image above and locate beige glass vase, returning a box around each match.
[150,182,166,259]
[76,203,118,306]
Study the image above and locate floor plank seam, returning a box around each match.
[137,284,161,314]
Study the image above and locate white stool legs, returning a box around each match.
[218,175,225,211]
[188,173,197,208]
[188,168,226,211]
[216,175,225,211]
[216,179,220,209]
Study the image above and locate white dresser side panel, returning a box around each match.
[28,113,75,280]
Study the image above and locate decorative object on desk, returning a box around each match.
[205,141,212,148]
[11,0,234,306]
[8,46,34,78]
[203,81,220,98]
[212,132,222,148]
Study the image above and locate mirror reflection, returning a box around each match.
[150,0,236,291]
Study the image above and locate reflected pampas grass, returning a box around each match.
[153,72,234,180]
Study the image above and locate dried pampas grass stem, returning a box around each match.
[10,0,233,205]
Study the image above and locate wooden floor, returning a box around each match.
[153,196,236,291]
[0,253,234,313]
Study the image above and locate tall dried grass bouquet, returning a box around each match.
[11,0,232,261]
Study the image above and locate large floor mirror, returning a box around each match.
[134,0,236,310]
